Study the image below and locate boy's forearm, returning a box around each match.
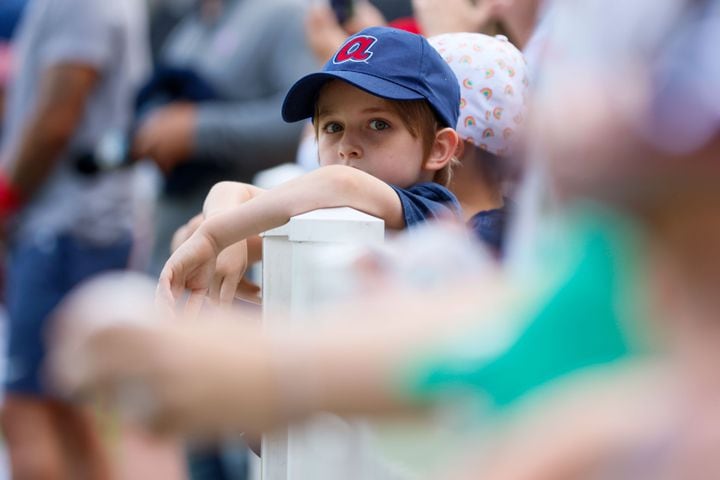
[201,166,403,250]
[203,181,265,218]
[200,191,290,253]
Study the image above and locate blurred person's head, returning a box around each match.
[484,0,544,49]
[283,27,461,187]
[305,1,388,64]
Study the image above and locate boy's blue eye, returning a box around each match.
[369,119,390,131]
[323,122,343,134]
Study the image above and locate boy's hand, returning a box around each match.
[209,241,249,306]
[157,228,221,317]
[171,213,204,254]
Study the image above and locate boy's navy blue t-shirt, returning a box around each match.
[468,200,512,254]
[389,182,462,227]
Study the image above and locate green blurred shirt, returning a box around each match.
[400,204,650,410]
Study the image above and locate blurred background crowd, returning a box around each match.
[1,0,719,479]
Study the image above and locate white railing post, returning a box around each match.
[261,207,384,480]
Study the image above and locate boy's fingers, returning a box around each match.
[170,274,186,303]
[219,275,239,306]
[170,225,189,253]
[157,266,183,303]
[154,291,177,320]
[155,272,177,315]
[184,289,207,320]
[208,276,222,304]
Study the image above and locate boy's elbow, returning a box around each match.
[316,165,365,199]
[209,181,253,202]
[209,181,238,197]
[312,165,398,221]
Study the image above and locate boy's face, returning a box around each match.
[315,81,432,188]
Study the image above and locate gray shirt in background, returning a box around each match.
[1,0,150,244]
[160,0,317,180]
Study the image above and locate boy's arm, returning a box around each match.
[203,181,266,260]
[158,166,403,308]
[205,165,404,250]
[204,181,265,266]
[172,182,267,254]
[203,181,266,304]
[202,181,266,218]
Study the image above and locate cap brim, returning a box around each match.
[282,71,425,122]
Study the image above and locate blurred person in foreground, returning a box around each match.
[0,0,152,478]
[47,0,720,478]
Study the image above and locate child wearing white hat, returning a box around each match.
[430,32,530,254]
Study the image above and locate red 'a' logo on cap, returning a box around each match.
[333,35,377,64]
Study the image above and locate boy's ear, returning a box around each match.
[424,128,461,172]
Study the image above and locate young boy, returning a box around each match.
[430,32,530,254]
[158,26,463,308]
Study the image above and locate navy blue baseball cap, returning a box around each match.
[282,26,460,129]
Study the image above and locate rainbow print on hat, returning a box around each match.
[429,32,530,157]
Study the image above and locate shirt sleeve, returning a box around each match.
[389,182,462,227]
[192,0,317,175]
[38,0,114,69]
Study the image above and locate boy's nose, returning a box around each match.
[338,135,362,161]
